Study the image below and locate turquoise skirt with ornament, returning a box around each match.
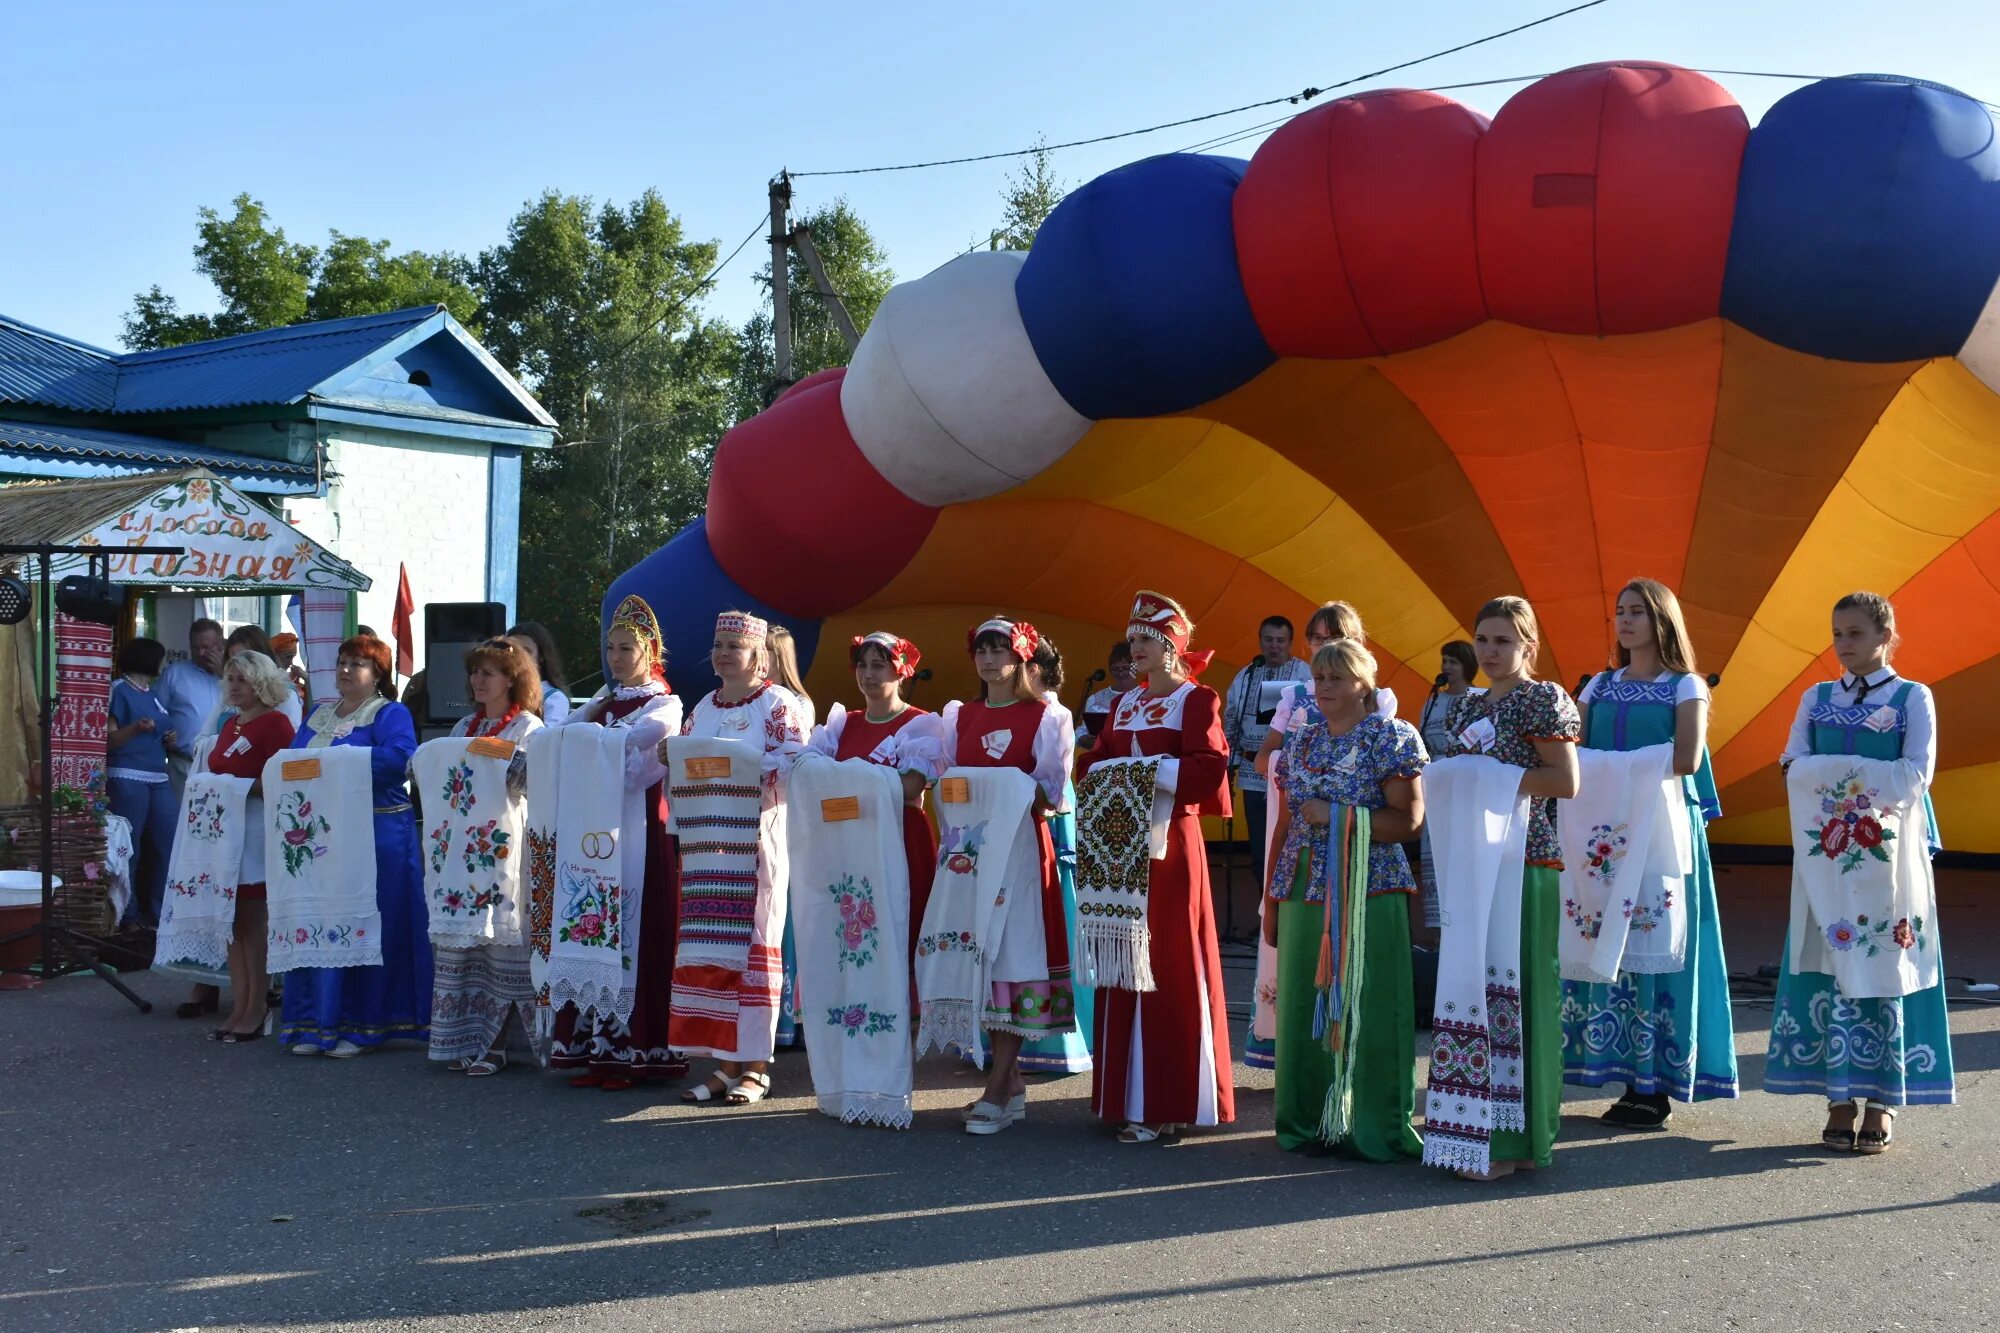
[1764,925,1957,1106]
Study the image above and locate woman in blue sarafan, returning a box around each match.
[1559,579,1738,1129]
[277,632,432,1057]
[1768,591,1953,1154]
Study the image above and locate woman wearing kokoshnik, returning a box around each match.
[1559,578,1739,1129]
[1267,639,1427,1159]
[1078,591,1234,1145]
[550,595,684,1091]
[1770,591,1953,1154]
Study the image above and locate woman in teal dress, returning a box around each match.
[1019,637,1093,1075]
[1768,591,1953,1153]
[1560,579,1739,1128]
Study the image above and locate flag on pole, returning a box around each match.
[392,563,416,678]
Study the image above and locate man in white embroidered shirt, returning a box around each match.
[1221,615,1311,890]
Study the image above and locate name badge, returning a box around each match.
[1333,749,1360,774]
[467,736,516,760]
[1863,705,1900,734]
[280,758,321,781]
[1457,717,1497,754]
[940,777,971,804]
[820,796,861,823]
[684,756,732,780]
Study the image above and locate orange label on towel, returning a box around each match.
[820,796,861,823]
[466,737,516,760]
[280,758,321,781]
[939,777,970,804]
[684,756,732,780]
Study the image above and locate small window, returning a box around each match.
[407,369,433,387]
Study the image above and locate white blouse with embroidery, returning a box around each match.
[682,683,807,802]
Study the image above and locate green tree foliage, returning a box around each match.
[990,140,1065,252]
[730,197,894,414]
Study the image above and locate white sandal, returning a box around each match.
[1118,1122,1170,1144]
[727,1070,773,1105]
[466,1050,508,1077]
[961,1092,1025,1124]
[681,1071,737,1103]
[965,1099,1026,1135]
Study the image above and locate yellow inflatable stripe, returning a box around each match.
[1710,359,2000,748]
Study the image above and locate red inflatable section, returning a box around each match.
[706,376,937,618]
[1235,90,1488,358]
[1476,63,1747,335]
[774,365,847,404]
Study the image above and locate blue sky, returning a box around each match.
[4,0,1995,351]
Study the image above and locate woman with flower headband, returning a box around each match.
[664,609,808,1106]
[551,595,684,1091]
[935,616,1078,1134]
[1079,591,1234,1144]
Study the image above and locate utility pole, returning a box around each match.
[769,172,793,389]
[791,225,861,353]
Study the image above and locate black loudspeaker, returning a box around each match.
[56,574,125,626]
[423,602,507,725]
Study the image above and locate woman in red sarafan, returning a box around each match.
[1080,590,1235,1143]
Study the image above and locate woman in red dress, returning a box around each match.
[205,651,298,1043]
[1081,590,1235,1142]
[806,633,942,953]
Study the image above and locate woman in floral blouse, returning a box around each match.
[1269,639,1427,1159]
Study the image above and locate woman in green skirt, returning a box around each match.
[1268,639,1426,1159]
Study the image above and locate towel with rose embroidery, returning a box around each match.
[1785,753,1937,999]
[1418,754,1530,1176]
[154,745,254,972]
[262,745,380,971]
[413,737,529,951]
[787,754,913,1129]
[1556,744,1688,983]
[1073,755,1176,993]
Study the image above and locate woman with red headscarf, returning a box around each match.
[1078,591,1235,1143]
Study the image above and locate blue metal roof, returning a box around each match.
[111,305,443,413]
[0,316,119,411]
[0,418,319,494]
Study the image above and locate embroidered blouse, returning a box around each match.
[681,682,807,804]
[1441,678,1581,868]
[1271,712,1426,900]
[806,702,946,782]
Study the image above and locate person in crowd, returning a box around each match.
[1768,591,1953,1152]
[278,634,431,1058]
[204,651,297,1043]
[1416,641,1481,936]
[156,617,225,796]
[1561,579,1738,1129]
[551,599,683,1090]
[669,611,807,1106]
[1078,641,1138,743]
[209,625,304,732]
[1223,616,1311,889]
[1021,634,1092,1075]
[429,638,545,1078]
[269,631,309,704]
[1268,639,1426,1159]
[1080,592,1233,1144]
[1429,596,1580,1180]
[106,637,177,928]
[506,621,571,728]
[762,620,815,1048]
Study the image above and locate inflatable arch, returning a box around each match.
[608,62,2000,850]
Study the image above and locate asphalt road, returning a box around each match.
[2,865,1995,1331]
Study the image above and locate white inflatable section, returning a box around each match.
[1962,271,2000,398]
[840,250,1090,507]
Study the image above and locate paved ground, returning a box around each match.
[2,865,1996,1332]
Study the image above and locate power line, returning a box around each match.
[602,212,768,366]
[789,0,1617,179]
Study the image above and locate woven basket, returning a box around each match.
[0,805,114,937]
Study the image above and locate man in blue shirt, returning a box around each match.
[155,617,225,795]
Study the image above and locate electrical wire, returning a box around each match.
[601,212,769,366]
[789,0,1617,178]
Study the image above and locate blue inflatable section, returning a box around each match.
[1723,74,2000,362]
[1017,153,1275,420]
[601,517,822,701]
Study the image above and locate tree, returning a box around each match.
[477,189,734,677]
[730,197,895,414]
[990,140,1065,251]
[122,194,479,349]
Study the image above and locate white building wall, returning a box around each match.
[284,426,492,679]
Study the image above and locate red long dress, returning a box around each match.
[1082,681,1235,1126]
[832,708,941,964]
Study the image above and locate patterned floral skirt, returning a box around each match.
[430,944,542,1065]
[1766,929,1956,1106]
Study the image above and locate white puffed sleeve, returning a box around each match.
[890,710,947,782]
[1033,705,1074,811]
[1779,689,1816,767]
[621,693,679,792]
[806,702,848,762]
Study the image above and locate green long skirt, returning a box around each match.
[1274,887,1424,1160]
[1487,863,1563,1168]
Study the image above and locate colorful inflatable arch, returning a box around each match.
[608,62,2000,850]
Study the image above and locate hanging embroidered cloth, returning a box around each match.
[154,745,253,972]
[263,745,381,971]
[528,723,633,1022]
[914,765,1040,1068]
[1785,753,1938,999]
[1073,755,1174,992]
[1556,744,1689,983]
[787,755,914,1129]
[523,727,560,1024]
[665,735,765,1052]
[50,614,113,790]
[1419,754,1530,1176]
[413,736,529,950]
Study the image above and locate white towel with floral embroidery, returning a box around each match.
[539,723,633,1021]
[1556,744,1686,983]
[1419,754,1529,1176]
[914,765,1038,1068]
[787,755,913,1129]
[1786,753,1937,999]
[263,745,380,971]
[413,737,528,950]
[154,753,253,972]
